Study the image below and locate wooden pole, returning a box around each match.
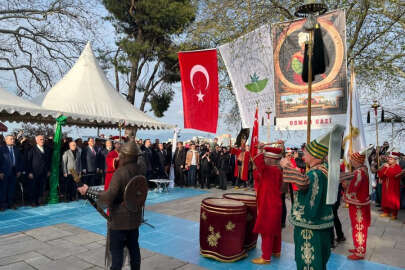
[306,29,314,148]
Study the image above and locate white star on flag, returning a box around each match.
[197,91,205,102]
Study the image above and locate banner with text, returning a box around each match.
[272,10,347,130]
[219,24,275,129]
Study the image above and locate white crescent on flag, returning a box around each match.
[190,64,210,90]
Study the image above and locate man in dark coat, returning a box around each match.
[141,139,154,180]
[156,143,168,178]
[81,138,100,186]
[0,135,24,210]
[173,142,186,187]
[26,135,51,206]
[78,142,146,270]
[218,147,231,190]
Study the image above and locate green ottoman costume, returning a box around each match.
[288,125,345,270]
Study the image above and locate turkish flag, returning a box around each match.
[178,49,218,133]
[250,107,259,158]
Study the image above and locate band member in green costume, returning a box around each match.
[282,125,345,270]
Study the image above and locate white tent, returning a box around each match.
[0,86,60,124]
[35,42,174,130]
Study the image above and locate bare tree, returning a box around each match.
[0,0,103,96]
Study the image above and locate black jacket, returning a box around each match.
[26,145,51,176]
[173,148,186,167]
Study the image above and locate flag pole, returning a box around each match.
[348,60,355,171]
[371,101,380,168]
[265,108,272,143]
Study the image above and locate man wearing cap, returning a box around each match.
[378,151,402,220]
[251,144,283,264]
[342,148,371,260]
[78,142,146,270]
[283,125,345,270]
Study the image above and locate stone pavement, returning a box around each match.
[0,187,404,269]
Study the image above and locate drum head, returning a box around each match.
[203,198,244,207]
[124,175,148,212]
[224,193,256,202]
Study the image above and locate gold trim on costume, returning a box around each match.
[310,173,319,208]
[201,211,207,221]
[301,229,315,270]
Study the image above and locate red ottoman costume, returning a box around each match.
[231,147,250,182]
[344,150,371,259]
[378,152,402,218]
[251,146,283,264]
[104,149,119,191]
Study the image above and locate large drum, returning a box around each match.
[200,197,247,262]
[223,193,258,250]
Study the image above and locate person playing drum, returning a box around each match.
[251,142,284,264]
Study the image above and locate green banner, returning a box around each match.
[48,115,67,204]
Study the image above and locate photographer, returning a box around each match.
[200,144,213,189]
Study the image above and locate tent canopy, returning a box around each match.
[0,86,61,125]
[35,42,174,130]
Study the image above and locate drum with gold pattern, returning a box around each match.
[223,193,258,250]
[200,197,247,262]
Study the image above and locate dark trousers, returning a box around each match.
[332,200,344,242]
[174,166,185,187]
[64,175,77,201]
[236,178,247,188]
[200,173,210,188]
[83,172,96,186]
[27,172,47,204]
[219,171,227,190]
[187,165,197,186]
[281,193,287,226]
[0,173,16,208]
[376,182,382,206]
[110,228,140,270]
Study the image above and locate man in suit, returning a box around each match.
[62,141,82,201]
[0,135,23,210]
[173,142,186,187]
[81,138,100,186]
[141,139,154,180]
[155,143,168,178]
[26,135,51,206]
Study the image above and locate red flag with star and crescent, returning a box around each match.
[250,106,259,190]
[178,49,218,133]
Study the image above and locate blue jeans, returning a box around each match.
[187,165,197,186]
[109,228,140,270]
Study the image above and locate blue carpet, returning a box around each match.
[0,188,401,270]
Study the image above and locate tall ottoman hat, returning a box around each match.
[305,124,345,205]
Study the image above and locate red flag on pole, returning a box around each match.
[178,49,218,133]
[250,106,259,158]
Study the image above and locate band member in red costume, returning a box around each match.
[251,143,284,264]
[231,143,250,188]
[378,151,402,220]
[342,148,371,260]
[104,140,121,191]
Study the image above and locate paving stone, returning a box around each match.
[0,262,35,270]
[28,255,92,270]
[140,253,187,270]
[370,246,405,268]
[141,248,157,260]
[0,239,50,258]
[35,242,89,260]
[24,254,53,269]
[75,247,105,267]
[24,226,73,241]
[0,252,41,266]
[63,231,105,245]
[0,234,34,246]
